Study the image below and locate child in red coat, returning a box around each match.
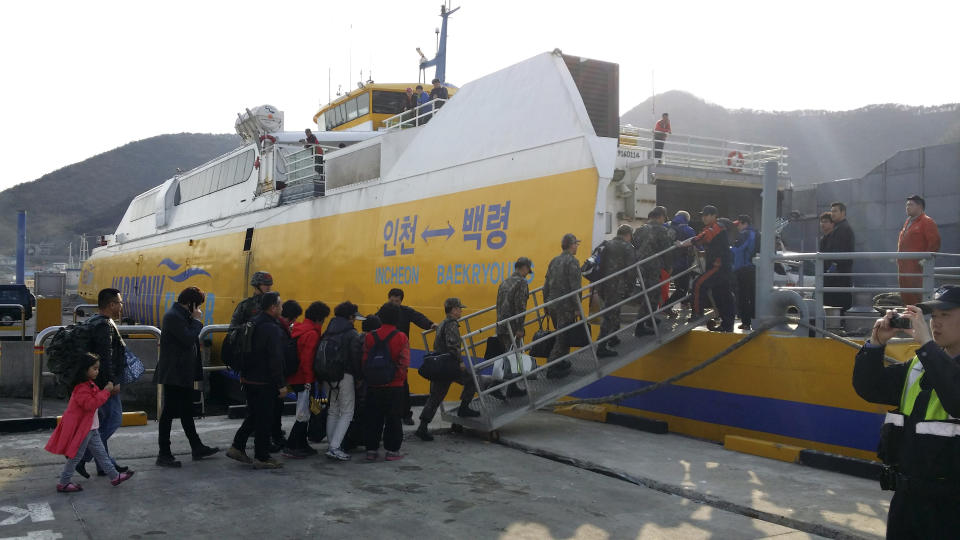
[45,353,134,492]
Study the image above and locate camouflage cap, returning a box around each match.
[250,271,273,286]
[444,297,467,312]
[561,233,581,249]
[515,257,533,270]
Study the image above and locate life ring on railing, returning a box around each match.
[727,151,744,173]
[259,134,277,146]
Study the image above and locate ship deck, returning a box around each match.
[0,407,886,539]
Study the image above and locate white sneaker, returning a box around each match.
[332,448,351,461]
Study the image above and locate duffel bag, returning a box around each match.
[418,352,461,382]
[563,322,591,348]
[529,329,555,358]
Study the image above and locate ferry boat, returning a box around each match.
[78,9,954,465]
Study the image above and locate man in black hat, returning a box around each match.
[679,205,735,331]
[853,285,960,537]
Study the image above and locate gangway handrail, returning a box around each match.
[73,304,98,323]
[0,303,27,341]
[33,324,161,417]
[419,241,701,427]
[382,97,449,132]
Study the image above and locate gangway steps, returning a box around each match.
[440,315,709,432]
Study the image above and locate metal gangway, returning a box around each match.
[422,244,709,434]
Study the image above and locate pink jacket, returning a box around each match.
[45,381,111,458]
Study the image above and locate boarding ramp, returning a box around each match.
[422,245,709,434]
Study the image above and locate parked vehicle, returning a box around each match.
[0,284,35,324]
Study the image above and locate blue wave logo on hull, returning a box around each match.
[158,258,182,271]
[169,267,212,282]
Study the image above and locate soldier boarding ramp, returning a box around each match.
[422,245,709,434]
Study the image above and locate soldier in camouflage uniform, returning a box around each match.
[596,224,635,357]
[230,271,274,327]
[632,207,675,336]
[542,233,583,379]
[495,257,533,397]
[416,298,491,441]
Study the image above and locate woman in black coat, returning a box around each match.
[154,287,219,467]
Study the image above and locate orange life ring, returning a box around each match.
[727,151,744,173]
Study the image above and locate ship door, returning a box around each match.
[130,254,143,324]
[240,227,255,302]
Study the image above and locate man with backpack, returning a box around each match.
[227,292,290,469]
[285,301,330,458]
[633,208,675,336]
[319,302,364,461]
[596,224,635,357]
[361,302,409,461]
[76,288,130,479]
[666,211,696,316]
[377,288,437,426]
[416,298,484,442]
[230,271,273,327]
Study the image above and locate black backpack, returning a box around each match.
[363,330,399,386]
[580,240,608,282]
[222,321,256,374]
[46,323,98,387]
[314,329,348,383]
[282,332,299,378]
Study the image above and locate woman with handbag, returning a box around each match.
[154,287,219,467]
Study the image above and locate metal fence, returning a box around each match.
[619,125,789,177]
[382,98,449,131]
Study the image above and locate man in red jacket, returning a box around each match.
[898,195,941,306]
[362,302,409,461]
[653,113,671,163]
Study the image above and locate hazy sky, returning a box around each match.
[2,0,957,192]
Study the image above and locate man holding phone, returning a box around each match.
[852,285,960,537]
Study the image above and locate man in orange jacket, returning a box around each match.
[898,194,941,305]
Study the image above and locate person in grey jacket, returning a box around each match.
[154,287,219,467]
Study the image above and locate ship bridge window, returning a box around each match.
[346,98,358,121]
[372,91,405,115]
[175,148,256,205]
[356,93,369,116]
[322,92,373,130]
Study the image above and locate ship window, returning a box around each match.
[346,98,358,121]
[129,190,158,221]
[356,93,370,116]
[175,148,256,205]
[372,91,405,114]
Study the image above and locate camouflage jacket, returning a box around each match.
[433,316,462,356]
[230,294,262,327]
[543,252,582,315]
[496,271,530,336]
[598,237,636,298]
[633,224,675,277]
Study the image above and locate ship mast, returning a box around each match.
[419,3,459,84]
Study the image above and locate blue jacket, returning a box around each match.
[668,215,696,273]
[731,226,757,271]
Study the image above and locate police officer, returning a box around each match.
[496,257,532,396]
[852,285,960,537]
[543,233,583,379]
[633,208,674,336]
[596,225,634,357]
[231,271,274,327]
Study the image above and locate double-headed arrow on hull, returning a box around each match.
[420,222,455,243]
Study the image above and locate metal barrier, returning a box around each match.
[0,303,27,341]
[768,251,960,333]
[382,98,449,131]
[33,325,161,417]
[73,304,98,323]
[619,125,789,177]
[420,242,703,430]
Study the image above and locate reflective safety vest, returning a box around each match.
[879,355,960,482]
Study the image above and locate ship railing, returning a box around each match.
[73,303,98,323]
[275,142,335,201]
[420,242,701,428]
[618,125,789,178]
[768,251,960,334]
[382,97,449,132]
